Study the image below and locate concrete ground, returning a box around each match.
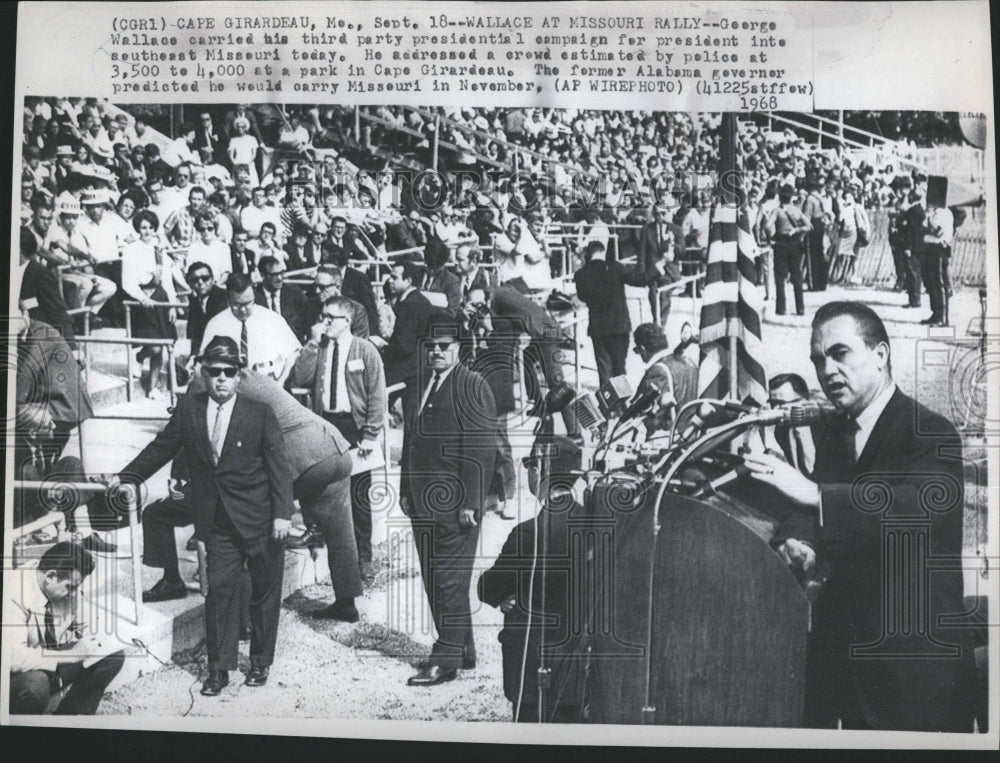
[63,282,990,721]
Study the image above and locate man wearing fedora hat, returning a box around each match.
[115,336,294,695]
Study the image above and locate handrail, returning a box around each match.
[11,479,144,626]
[758,112,983,199]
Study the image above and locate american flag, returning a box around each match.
[697,114,767,405]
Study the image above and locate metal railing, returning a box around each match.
[11,480,144,626]
[74,331,181,409]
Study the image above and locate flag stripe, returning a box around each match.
[698,114,768,406]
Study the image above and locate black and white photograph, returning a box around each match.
[3,0,996,752]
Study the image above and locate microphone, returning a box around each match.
[747,399,836,427]
[620,386,660,423]
[679,400,757,440]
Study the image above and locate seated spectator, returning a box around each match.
[184,261,228,354]
[186,212,232,285]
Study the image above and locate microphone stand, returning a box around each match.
[535,433,552,723]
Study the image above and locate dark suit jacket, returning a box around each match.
[186,286,228,352]
[16,321,93,426]
[294,295,370,343]
[401,363,497,527]
[638,220,685,277]
[478,503,587,713]
[422,267,463,312]
[340,266,381,338]
[255,283,306,331]
[284,241,321,271]
[574,259,648,337]
[779,388,976,731]
[122,393,293,542]
[192,123,226,164]
[490,285,559,340]
[230,246,257,277]
[453,267,491,299]
[383,289,434,386]
[20,259,74,344]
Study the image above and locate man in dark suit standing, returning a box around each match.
[254,256,306,332]
[291,295,387,588]
[375,260,434,388]
[638,204,684,325]
[322,243,381,338]
[574,239,649,386]
[115,337,294,696]
[193,111,226,165]
[402,313,497,686]
[185,262,228,354]
[745,301,977,731]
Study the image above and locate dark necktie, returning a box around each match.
[43,603,58,649]
[240,321,249,365]
[270,292,278,313]
[420,372,442,415]
[329,340,340,410]
[841,416,860,468]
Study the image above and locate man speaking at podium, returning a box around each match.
[743,301,976,731]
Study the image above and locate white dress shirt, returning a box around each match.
[200,306,300,369]
[322,333,353,413]
[853,383,896,459]
[418,364,456,414]
[206,393,238,461]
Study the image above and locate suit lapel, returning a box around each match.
[856,389,902,469]
[217,395,245,463]
[191,393,213,466]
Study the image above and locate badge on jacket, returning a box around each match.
[347,358,365,372]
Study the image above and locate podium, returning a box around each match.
[583,478,811,726]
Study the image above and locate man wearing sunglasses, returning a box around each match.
[402,312,497,687]
[185,262,228,357]
[114,336,293,697]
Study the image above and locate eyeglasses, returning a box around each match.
[203,366,239,378]
[190,274,212,283]
[265,270,286,278]
[321,314,348,323]
[429,341,455,351]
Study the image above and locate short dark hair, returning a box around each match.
[321,243,349,268]
[37,541,96,580]
[260,221,277,236]
[394,260,422,285]
[226,272,254,294]
[187,261,213,278]
[633,322,669,353]
[258,256,280,274]
[812,301,890,351]
[768,373,810,399]
[424,238,450,270]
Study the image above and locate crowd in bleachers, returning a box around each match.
[17,98,966,400]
